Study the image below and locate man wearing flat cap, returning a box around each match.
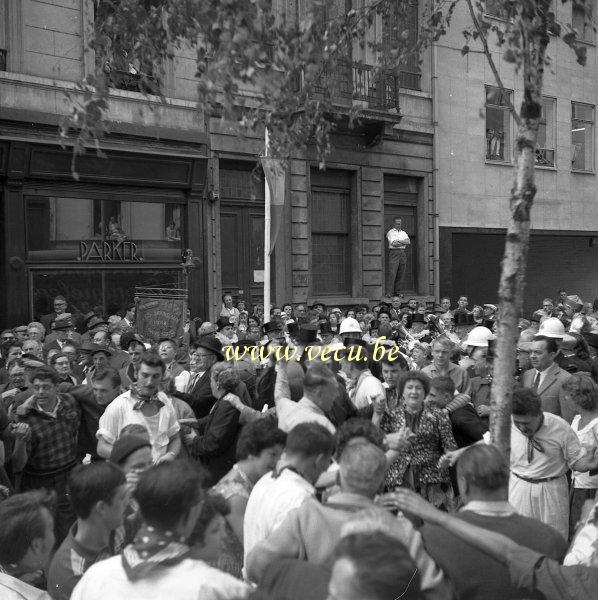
[43,314,81,355]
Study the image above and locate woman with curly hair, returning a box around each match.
[377,371,457,511]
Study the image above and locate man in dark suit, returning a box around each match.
[187,361,248,485]
[172,336,224,419]
[40,295,83,335]
[521,335,572,419]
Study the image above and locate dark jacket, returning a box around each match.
[57,383,107,460]
[449,404,488,449]
[555,351,591,374]
[173,369,216,419]
[191,395,245,486]
[422,510,567,600]
[173,369,253,420]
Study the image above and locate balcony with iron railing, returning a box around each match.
[295,59,420,113]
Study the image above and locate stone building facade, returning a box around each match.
[0,0,436,323]
[435,0,598,314]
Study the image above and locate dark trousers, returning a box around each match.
[21,468,76,546]
[387,248,407,295]
[569,487,597,539]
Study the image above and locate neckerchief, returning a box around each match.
[121,524,189,581]
[526,414,545,463]
[131,388,165,411]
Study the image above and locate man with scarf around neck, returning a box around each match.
[71,460,250,600]
[96,352,180,463]
[507,388,598,540]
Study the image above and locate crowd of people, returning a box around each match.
[1,289,598,599]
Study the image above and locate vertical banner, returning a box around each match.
[260,156,287,254]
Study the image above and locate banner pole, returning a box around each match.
[263,128,271,324]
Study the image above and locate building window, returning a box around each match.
[382,0,421,90]
[32,268,179,322]
[572,102,594,171]
[536,97,556,167]
[486,86,513,162]
[573,0,595,43]
[311,171,352,296]
[93,1,161,93]
[24,196,185,261]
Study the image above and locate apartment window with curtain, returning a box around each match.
[310,170,352,296]
[486,86,513,162]
[536,97,556,167]
[572,102,594,171]
[573,0,595,43]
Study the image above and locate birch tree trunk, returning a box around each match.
[489,2,551,455]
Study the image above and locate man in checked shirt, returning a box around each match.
[12,366,81,545]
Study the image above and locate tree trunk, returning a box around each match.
[488,0,552,458]
[490,104,541,454]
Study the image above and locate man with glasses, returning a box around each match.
[40,295,69,335]
[172,336,224,419]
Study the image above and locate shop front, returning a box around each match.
[0,140,207,325]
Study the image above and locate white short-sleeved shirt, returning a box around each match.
[510,412,583,479]
[243,468,315,563]
[71,556,249,600]
[350,370,386,410]
[275,396,336,434]
[97,391,180,460]
[571,415,598,488]
[386,228,410,249]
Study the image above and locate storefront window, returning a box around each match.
[25,196,185,261]
[32,269,180,319]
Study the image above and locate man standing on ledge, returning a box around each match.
[386,217,410,296]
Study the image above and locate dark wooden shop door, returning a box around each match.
[221,205,270,308]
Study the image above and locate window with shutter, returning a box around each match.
[311,171,352,295]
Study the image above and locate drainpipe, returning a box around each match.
[431,39,440,302]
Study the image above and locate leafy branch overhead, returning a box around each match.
[61,0,594,166]
[62,0,452,164]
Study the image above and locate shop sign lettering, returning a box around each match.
[78,240,143,262]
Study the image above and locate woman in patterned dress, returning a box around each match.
[209,419,286,577]
[378,370,457,511]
